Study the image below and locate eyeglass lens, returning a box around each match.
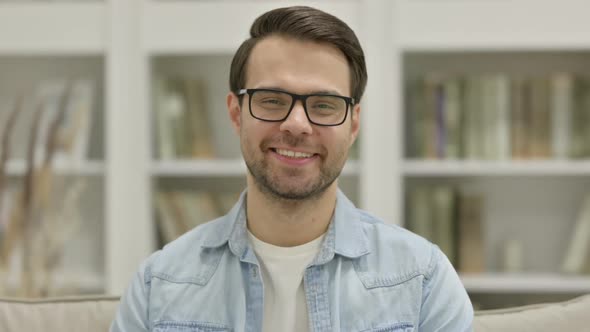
[250,90,347,125]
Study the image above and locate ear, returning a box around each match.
[349,103,361,146]
[227,92,242,135]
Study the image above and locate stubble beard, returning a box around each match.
[242,134,347,202]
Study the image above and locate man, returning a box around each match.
[111,6,473,332]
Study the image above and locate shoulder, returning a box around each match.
[145,217,230,284]
[354,209,441,281]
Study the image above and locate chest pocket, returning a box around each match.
[360,322,414,332]
[153,321,232,332]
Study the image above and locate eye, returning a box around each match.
[261,98,286,105]
[313,102,337,109]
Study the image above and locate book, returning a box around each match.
[154,77,214,159]
[510,76,528,159]
[442,77,463,159]
[550,73,573,159]
[529,76,552,159]
[407,79,427,158]
[463,76,485,160]
[408,186,434,241]
[408,185,458,266]
[154,190,235,246]
[431,186,457,265]
[153,78,175,160]
[154,191,187,244]
[561,193,590,274]
[183,78,215,159]
[488,74,511,160]
[457,194,485,273]
[423,74,442,159]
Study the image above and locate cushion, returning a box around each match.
[474,293,590,331]
[0,295,119,332]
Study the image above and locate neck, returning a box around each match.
[246,176,337,247]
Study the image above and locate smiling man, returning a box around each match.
[112,6,473,332]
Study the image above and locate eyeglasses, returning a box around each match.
[238,88,355,126]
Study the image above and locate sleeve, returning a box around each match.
[419,245,474,332]
[110,252,159,332]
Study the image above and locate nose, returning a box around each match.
[279,100,313,135]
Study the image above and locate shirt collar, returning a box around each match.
[201,188,370,263]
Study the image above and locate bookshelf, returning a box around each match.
[1,0,589,310]
[395,0,590,309]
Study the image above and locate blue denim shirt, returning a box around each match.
[111,190,474,331]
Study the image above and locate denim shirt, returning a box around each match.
[111,190,474,332]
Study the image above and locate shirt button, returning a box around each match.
[251,266,258,278]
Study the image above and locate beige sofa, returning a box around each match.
[0,294,589,331]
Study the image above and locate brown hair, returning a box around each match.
[229,6,367,103]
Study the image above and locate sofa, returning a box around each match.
[0,293,589,331]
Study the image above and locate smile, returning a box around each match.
[273,148,314,159]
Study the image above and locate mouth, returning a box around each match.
[268,147,320,165]
[271,148,316,159]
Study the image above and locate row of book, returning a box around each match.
[0,79,95,164]
[407,186,590,275]
[406,73,590,160]
[154,190,240,245]
[154,77,215,160]
[407,186,485,273]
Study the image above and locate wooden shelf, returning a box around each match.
[461,273,590,294]
[0,2,106,54]
[403,160,590,177]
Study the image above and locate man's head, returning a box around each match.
[229,6,367,103]
[227,6,367,202]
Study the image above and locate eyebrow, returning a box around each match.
[256,86,345,96]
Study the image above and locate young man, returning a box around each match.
[112,6,473,332]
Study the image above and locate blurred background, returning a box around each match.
[0,0,589,311]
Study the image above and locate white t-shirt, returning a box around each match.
[248,231,324,332]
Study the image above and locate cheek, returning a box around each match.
[323,130,352,155]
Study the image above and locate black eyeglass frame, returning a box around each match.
[238,88,356,127]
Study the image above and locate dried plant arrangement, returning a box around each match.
[0,83,91,297]
[0,97,22,211]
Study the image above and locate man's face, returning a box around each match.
[228,36,360,201]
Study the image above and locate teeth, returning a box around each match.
[275,149,313,158]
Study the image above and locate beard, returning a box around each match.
[242,133,348,201]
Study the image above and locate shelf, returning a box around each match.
[0,2,106,54]
[143,0,359,53]
[5,160,104,177]
[151,159,360,177]
[396,0,590,51]
[403,160,590,177]
[461,273,590,294]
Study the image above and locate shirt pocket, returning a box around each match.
[153,321,232,332]
[360,322,414,332]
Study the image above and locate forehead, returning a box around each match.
[245,36,351,96]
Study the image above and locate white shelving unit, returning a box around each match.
[394,0,590,309]
[5,160,105,177]
[1,0,588,309]
[0,2,106,54]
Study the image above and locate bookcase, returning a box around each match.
[395,0,590,309]
[1,0,589,310]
